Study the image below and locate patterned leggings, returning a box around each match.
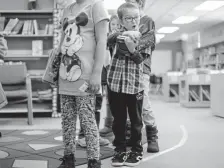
[60,94,100,160]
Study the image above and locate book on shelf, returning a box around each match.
[33,20,39,35]
[32,40,43,56]
[201,89,210,101]
[44,24,49,35]
[0,17,5,32]
[4,18,19,34]
[11,20,24,34]
[169,88,178,98]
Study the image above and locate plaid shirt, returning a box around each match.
[107,31,151,94]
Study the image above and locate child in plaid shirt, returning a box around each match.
[125,0,159,153]
[107,2,154,167]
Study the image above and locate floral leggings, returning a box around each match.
[60,94,100,160]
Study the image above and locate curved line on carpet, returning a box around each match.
[77,125,188,168]
[142,124,188,162]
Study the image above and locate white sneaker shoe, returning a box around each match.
[77,137,110,148]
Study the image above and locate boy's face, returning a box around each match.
[120,8,140,31]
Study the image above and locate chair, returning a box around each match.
[149,74,163,95]
[0,63,33,125]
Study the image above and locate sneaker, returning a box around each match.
[77,137,110,148]
[111,151,127,167]
[124,151,143,167]
[77,137,86,147]
[100,127,113,137]
[88,159,101,168]
[99,137,110,146]
[147,139,159,153]
[57,154,75,168]
[145,126,159,153]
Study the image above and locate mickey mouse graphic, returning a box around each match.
[60,12,88,82]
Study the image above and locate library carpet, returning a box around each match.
[0,129,147,168]
[0,130,114,168]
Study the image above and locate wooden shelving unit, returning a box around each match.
[179,74,211,108]
[0,0,56,115]
[162,72,182,102]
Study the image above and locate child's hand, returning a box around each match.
[89,72,101,94]
[122,31,141,42]
[124,36,138,53]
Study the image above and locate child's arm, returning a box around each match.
[130,48,151,64]
[107,32,122,48]
[138,18,156,51]
[89,0,109,93]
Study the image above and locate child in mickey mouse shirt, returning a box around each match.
[56,0,109,168]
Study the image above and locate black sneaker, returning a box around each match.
[124,151,143,167]
[57,154,75,168]
[111,151,127,167]
[88,159,101,168]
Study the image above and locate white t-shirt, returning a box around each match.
[58,0,109,96]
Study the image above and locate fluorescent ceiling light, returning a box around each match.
[157,27,179,34]
[104,0,125,10]
[172,16,198,24]
[194,1,224,11]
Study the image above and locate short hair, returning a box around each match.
[117,2,139,20]
[136,0,146,8]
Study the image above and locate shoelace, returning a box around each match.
[112,152,126,161]
[127,151,142,160]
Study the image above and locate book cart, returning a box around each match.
[179,74,211,108]
[0,0,60,117]
[163,72,182,102]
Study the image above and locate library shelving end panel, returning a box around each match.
[179,74,211,108]
[211,73,224,118]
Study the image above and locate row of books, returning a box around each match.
[189,89,210,101]
[0,17,53,35]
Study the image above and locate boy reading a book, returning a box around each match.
[107,2,151,167]
[125,0,159,153]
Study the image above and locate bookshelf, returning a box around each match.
[194,42,224,70]
[211,73,224,118]
[163,72,182,102]
[179,74,211,108]
[0,0,58,116]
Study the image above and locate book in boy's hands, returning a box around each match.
[117,35,138,54]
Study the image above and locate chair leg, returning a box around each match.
[26,77,33,125]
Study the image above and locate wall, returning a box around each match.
[200,22,224,47]
[154,40,183,71]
